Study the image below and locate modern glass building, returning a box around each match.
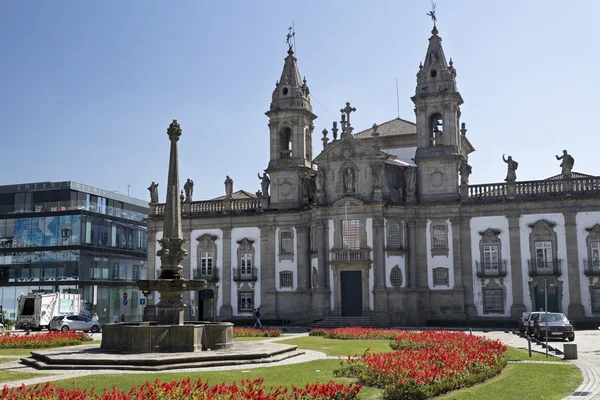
[0,181,148,325]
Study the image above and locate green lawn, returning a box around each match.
[1,337,582,400]
[0,370,48,383]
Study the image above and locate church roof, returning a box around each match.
[211,190,257,201]
[545,172,593,180]
[354,118,416,138]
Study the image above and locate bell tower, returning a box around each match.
[265,39,317,210]
[411,24,470,202]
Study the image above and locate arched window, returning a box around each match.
[279,127,292,159]
[429,113,443,147]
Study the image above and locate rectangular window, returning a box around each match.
[341,219,360,250]
[85,221,92,245]
[279,271,293,288]
[132,265,139,281]
[112,262,120,280]
[200,252,213,275]
[535,241,552,269]
[483,288,504,313]
[91,262,99,279]
[483,245,499,269]
[433,268,449,286]
[111,224,117,247]
[241,253,252,275]
[280,231,293,255]
[592,288,600,313]
[387,222,403,250]
[239,292,253,312]
[432,224,448,250]
[591,242,600,267]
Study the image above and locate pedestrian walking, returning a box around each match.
[255,307,262,329]
[113,313,119,323]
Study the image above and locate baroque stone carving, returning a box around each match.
[258,172,270,197]
[555,150,574,180]
[148,181,159,203]
[184,178,194,202]
[344,167,355,192]
[502,154,518,182]
[224,176,233,198]
[459,161,472,185]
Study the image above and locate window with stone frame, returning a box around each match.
[528,220,558,274]
[279,229,294,261]
[432,267,449,287]
[341,219,360,250]
[238,291,254,313]
[279,270,293,289]
[237,238,255,279]
[591,288,600,313]
[586,225,600,272]
[387,221,404,251]
[390,265,403,289]
[196,234,218,279]
[431,223,449,255]
[482,287,504,313]
[591,242,600,267]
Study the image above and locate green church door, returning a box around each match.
[341,271,362,317]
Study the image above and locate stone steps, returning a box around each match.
[309,316,389,329]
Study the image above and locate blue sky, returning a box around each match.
[1,1,598,202]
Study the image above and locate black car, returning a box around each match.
[518,312,531,334]
[532,312,575,341]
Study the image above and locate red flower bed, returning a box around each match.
[1,378,361,399]
[334,330,507,399]
[233,327,282,337]
[0,331,91,349]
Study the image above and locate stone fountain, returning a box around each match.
[100,120,233,353]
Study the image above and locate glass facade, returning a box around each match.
[0,182,149,325]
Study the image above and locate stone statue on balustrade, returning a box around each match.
[258,172,270,197]
[148,181,159,203]
[555,150,574,180]
[459,160,472,185]
[224,176,233,198]
[184,178,194,202]
[502,154,518,182]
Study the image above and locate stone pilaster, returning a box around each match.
[407,220,417,288]
[416,219,429,289]
[296,224,310,290]
[372,217,387,313]
[219,228,232,320]
[313,219,331,313]
[260,225,276,319]
[564,212,585,319]
[457,216,476,318]
[508,214,527,317]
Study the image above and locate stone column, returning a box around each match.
[457,216,476,318]
[372,217,387,313]
[508,214,527,317]
[296,224,310,291]
[219,228,232,320]
[407,220,417,288]
[312,219,330,313]
[564,212,585,319]
[260,225,276,319]
[416,219,429,288]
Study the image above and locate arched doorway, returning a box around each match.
[198,289,214,321]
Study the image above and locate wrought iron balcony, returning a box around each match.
[233,267,258,282]
[193,267,219,282]
[584,260,600,276]
[330,248,371,263]
[528,259,562,277]
[475,261,507,278]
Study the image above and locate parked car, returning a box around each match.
[526,311,542,336]
[532,312,575,341]
[518,312,531,334]
[49,315,101,333]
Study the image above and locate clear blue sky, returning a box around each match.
[1,1,598,202]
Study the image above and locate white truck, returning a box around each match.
[16,292,88,330]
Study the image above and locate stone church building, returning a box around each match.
[146,25,600,326]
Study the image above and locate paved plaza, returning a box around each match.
[0,329,599,399]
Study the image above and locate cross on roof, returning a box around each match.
[340,102,357,126]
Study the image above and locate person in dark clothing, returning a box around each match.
[255,307,262,329]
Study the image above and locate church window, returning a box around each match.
[387,221,403,250]
[279,271,293,288]
[341,219,360,250]
[432,267,448,287]
[592,288,600,313]
[430,69,437,78]
[279,230,294,259]
[282,87,289,96]
[236,238,256,281]
[200,252,213,276]
[590,242,600,267]
[431,223,448,254]
[238,292,253,313]
[196,234,218,280]
[390,266,402,289]
[483,288,504,313]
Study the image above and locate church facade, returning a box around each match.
[145,25,600,326]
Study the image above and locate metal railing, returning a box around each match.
[232,267,258,281]
[475,261,507,278]
[192,267,219,282]
[583,260,600,277]
[528,259,562,276]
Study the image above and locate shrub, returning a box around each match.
[0,331,91,349]
[233,327,282,337]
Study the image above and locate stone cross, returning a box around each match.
[340,102,357,127]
